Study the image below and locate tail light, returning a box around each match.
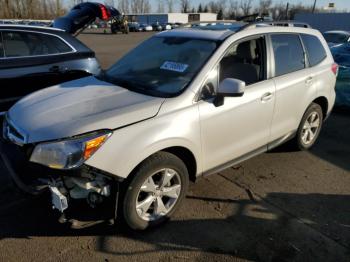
[332,63,339,76]
[99,4,109,20]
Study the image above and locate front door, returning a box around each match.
[198,36,276,172]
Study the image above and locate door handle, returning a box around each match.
[305,77,313,85]
[261,92,273,102]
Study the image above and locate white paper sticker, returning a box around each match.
[161,61,189,73]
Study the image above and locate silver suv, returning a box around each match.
[1,23,337,230]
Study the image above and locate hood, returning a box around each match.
[8,76,165,143]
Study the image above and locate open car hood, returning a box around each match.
[53,2,120,35]
[7,76,165,143]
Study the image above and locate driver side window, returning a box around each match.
[219,37,266,85]
[201,36,266,100]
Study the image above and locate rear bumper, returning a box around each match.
[0,138,120,228]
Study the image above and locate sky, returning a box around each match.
[65,0,350,12]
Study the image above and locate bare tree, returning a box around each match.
[130,0,151,13]
[166,0,175,12]
[118,0,129,13]
[180,0,190,13]
[157,0,165,13]
[258,0,272,15]
[0,0,66,19]
[227,0,240,19]
[239,0,252,16]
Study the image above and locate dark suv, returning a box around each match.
[0,25,101,113]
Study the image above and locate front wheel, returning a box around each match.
[122,152,189,230]
[293,103,323,150]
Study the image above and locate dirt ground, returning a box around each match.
[0,30,349,262]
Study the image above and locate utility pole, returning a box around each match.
[312,0,317,13]
[285,2,289,20]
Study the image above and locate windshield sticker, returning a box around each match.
[161,61,189,73]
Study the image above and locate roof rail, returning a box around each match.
[238,20,311,31]
[181,20,240,28]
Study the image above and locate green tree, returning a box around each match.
[197,3,203,12]
[217,8,223,19]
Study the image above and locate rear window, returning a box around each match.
[301,34,327,66]
[271,34,306,77]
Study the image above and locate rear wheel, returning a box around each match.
[122,152,189,230]
[293,103,323,150]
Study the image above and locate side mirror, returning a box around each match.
[214,78,246,107]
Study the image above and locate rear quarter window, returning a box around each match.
[2,31,73,57]
[301,34,327,67]
[271,34,306,77]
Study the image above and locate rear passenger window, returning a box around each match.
[3,31,73,57]
[301,34,327,66]
[271,34,305,77]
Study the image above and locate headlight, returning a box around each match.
[30,131,112,169]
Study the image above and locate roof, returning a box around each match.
[156,21,314,41]
[156,28,235,41]
[0,24,63,32]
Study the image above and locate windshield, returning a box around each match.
[103,36,218,97]
[324,33,349,44]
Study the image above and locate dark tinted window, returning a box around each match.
[323,32,349,44]
[271,34,305,77]
[3,31,73,57]
[301,34,327,66]
[0,33,4,57]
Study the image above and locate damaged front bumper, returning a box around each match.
[0,138,122,229]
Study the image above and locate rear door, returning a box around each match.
[269,33,317,143]
[0,30,77,112]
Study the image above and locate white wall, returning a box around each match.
[168,13,189,23]
[199,13,217,21]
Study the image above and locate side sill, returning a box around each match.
[201,145,267,178]
[267,130,297,151]
[197,131,297,179]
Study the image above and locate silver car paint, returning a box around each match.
[87,27,336,178]
[8,76,165,142]
[9,26,336,179]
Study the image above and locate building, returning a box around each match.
[127,13,217,24]
[294,13,350,32]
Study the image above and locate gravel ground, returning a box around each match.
[0,30,349,262]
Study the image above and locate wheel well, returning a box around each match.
[161,147,197,182]
[313,97,328,119]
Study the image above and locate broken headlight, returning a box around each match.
[30,131,112,169]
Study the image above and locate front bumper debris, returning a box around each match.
[0,138,121,229]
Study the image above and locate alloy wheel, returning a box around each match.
[301,111,321,145]
[135,168,181,221]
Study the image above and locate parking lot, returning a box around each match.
[0,30,349,262]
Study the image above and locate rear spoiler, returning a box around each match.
[53,2,120,35]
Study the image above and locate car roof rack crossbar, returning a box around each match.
[238,20,311,31]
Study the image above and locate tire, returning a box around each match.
[293,102,323,150]
[122,152,189,230]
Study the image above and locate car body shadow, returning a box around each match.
[0,189,349,261]
[268,111,350,172]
